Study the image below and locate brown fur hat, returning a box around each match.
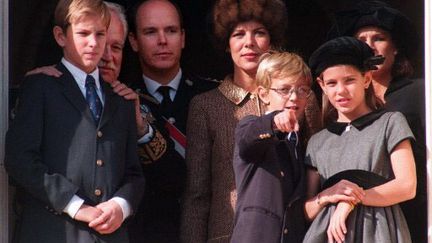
[212,0,288,51]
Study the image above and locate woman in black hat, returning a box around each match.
[303,36,416,243]
[328,2,426,242]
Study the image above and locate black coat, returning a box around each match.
[5,63,145,243]
[127,74,219,243]
[385,77,427,243]
[231,112,307,243]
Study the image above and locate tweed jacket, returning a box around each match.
[180,76,264,243]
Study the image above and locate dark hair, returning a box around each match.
[211,0,288,51]
[309,37,384,125]
[127,0,184,34]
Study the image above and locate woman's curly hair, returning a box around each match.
[211,0,288,51]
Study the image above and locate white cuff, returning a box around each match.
[110,197,131,221]
[63,195,85,218]
[137,125,154,144]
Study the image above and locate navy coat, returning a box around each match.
[127,74,219,242]
[231,112,306,243]
[5,63,145,243]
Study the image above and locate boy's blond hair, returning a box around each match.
[54,0,110,31]
[256,51,312,88]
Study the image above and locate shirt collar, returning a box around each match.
[327,109,387,135]
[61,58,100,90]
[218,75,251,105]
[142,69,182,97]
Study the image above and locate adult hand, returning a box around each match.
[111,81,138,100]
[25,65,62,77]
[89,200,124,234]
[111,81,149,136]
[273,109,299,132]
[74,204,103,223]
[327,201,353,243]
[320,179,364,205]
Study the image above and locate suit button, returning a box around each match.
[284,228,288,234]
[94,189,102,196]
[280,171,285,177]
[97,131,103,138]
[96,159,103,166]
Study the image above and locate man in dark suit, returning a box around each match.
[126,0,218,242]
[4,0,145,242]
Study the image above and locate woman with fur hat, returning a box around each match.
[328,2,426,241]
[303,36,415,243]
[180,1,321,242]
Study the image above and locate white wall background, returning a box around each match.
[0,0,9,242]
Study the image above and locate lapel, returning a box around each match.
[57,63,95,125]
[172,75,192,111]
[133,75,190,133]
[99,78,119,129]
[57,63,119,128]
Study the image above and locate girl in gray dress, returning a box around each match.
[302,37,416,243]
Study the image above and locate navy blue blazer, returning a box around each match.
[231,112,306,243]
[127,74,218,242]
[5,63,145,243]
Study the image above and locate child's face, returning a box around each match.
[260,76,310,120]
[319,65,372,122]
[55,14,107,73]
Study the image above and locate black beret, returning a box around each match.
[327,1,418,59]
[309,36,384,77]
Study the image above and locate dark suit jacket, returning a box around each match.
[231,112,306,243]
[127,74,218,243]
[5,63,145,243]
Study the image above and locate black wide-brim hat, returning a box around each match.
[309,36,385,77]
[327,1,418,60]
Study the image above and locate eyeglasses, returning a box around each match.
[268,86,311,99]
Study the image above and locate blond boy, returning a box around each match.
[5,0,145,242]
[231,51,312,243]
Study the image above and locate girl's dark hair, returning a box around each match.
[308,37,385,126]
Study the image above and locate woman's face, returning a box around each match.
[355,26,398,78]
[319,65,372,122]
[229,20,271,75]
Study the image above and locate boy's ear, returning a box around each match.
[53,26,67,48]
[128,32,139,52]
[257,86,270,105]
[317,77,327,95]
